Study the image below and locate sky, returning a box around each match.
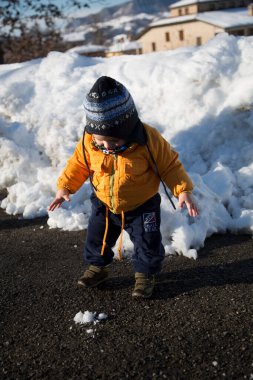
[0,33,253,259]
[62,0,128,17]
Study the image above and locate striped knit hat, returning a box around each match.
[84,76,147,145]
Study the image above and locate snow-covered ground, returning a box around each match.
[0,33,253,258]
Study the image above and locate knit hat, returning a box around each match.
[84,76,147,145]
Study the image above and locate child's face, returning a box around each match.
[93,134,127,150]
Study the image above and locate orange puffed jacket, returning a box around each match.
[57,124,193,214]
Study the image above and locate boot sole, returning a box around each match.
[77,276,108,288]
[132,291,153,299]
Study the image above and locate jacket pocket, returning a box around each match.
[123,158,150,184]
[90,158,104,189]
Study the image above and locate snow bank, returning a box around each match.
[1,33,253,257]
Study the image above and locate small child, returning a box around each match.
[49,76,198,299]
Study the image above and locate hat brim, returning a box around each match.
[85,118,147,146]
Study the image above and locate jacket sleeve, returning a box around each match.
[146,126,193,197]
[57,136,90,194]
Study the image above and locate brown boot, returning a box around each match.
[132,272,155,298]
[77,265,109,288]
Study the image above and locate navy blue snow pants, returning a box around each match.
[84,192,165,275]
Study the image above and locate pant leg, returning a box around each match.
[84,193,121,267]
[124,193,165,275]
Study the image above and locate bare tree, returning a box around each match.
[0,0,108,63]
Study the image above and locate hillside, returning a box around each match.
[63,0,176,44]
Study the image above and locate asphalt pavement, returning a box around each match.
[0,209,253,380]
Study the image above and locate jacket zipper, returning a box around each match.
[110,154,117,212]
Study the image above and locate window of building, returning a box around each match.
[230,29,245,36]
[185,7,189,14]
[196,37,202,46]
[165,32,170,42]
[152,42,156,51]
[178,9,182,16]
[179,30,184,41]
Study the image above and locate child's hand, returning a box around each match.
[48,189,70,211]
[178,192,199,217]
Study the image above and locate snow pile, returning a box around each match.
[0,33,253,257]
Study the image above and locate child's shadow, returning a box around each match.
[154,258,253,300]
[100,258,253,300]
